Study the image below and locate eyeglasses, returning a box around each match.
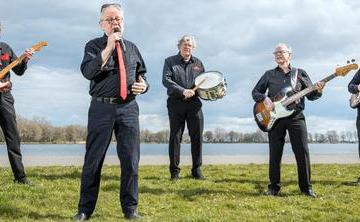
[100,17,123,24]
[273,50,289,55]
[100,3,121,12]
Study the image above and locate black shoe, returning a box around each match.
[14,177,32,185]
[192,170,205,180]
[170,174,180,181]
[265,189,279,196]
[302,189,317,198]
[73,212,90,221]
[124,212,142,220]
[357,177,360,184]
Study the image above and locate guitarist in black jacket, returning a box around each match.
[348,69,360,184]
[252,43,325,197]
[0,22,33,184]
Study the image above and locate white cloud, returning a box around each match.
[306,115,356,133]
[0,0,359,133]
[11,65,89,125]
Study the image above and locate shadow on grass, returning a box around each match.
[215,178,347,187]
[142,176,164,180]
[341,177,360,186]
[0,205,68,221]
[29,171,119,181]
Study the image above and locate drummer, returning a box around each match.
[162,35,206,181]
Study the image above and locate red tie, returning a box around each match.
[115,42,127,100]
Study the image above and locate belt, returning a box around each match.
[92,97,126,105]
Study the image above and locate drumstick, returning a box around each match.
[192,77,208,91]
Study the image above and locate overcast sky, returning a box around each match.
[1,0,360,133]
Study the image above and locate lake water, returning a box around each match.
[0,143,358,156]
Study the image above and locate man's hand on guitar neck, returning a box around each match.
[23,48,34,63]
[263,97,274,111]
[0,81,12,93]
[315,81,326,93]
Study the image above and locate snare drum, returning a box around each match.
[194,71,227,101]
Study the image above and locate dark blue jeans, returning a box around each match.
[0,93,26,180]
[167,97,203,175]
[78,99,140,216]
[268,114,312,192]
[357,109,360,159]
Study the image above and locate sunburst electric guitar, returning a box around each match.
[253,62,358,132]
[0,41,48,79]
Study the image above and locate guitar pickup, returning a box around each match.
[256,113,263,121]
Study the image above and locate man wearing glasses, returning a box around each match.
[0,22,33,185]
[252,43,325,198]
[348,69,360,184]
[74,3,148,221]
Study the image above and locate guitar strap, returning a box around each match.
[290,68,298,91]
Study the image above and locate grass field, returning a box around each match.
[0,164,359,221]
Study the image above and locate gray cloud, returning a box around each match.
[1,0,359,131]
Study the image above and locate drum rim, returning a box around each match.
[197,70,223,76]
[195,70,225,89]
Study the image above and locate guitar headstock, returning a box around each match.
[30,41,48,52]
[335,60,358,76]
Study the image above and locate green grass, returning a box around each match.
[0,164,359,221]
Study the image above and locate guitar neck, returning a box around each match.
[0,54,26,79]
[282,73,337,106]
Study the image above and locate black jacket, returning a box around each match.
[162,53,204,99]
[252,66,322,114]
[80,34,148,101]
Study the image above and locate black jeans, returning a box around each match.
[268,114,312,192]
[167,97,203,175]
[78,99,140,216]
[0,93,26,180]
[357,109,360,159]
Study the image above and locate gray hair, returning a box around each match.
[100,3,123,18]
[177,35,196,49]
[275,43,292,54]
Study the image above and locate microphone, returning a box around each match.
[113,27,126,52]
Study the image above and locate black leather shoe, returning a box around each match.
[14,177,32,185]
[357,177,360,184]
[192,170,205,180]
[302,189,317,198]
[265,189,279,196]
[73,212,90,221]
[124,212,142,220]
[170,174,180,181]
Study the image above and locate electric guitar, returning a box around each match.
[253,62,358,132]
[349,92,360,109]
[0,41,48,79]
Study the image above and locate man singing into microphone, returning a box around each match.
[74,3,148,221]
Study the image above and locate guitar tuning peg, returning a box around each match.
[347,60,350,64]
[352,59,356,62]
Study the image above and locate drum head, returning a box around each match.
[195,71,223,89]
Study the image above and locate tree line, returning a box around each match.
[0,116,356,144]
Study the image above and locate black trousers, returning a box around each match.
[356,109,360,159]
[167,97,203,175]
[0,93,26,180]
[268,114,311,192]
[78,100,140,216]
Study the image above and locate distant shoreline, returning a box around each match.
[0,154,358,167]
[0,142,357,145]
